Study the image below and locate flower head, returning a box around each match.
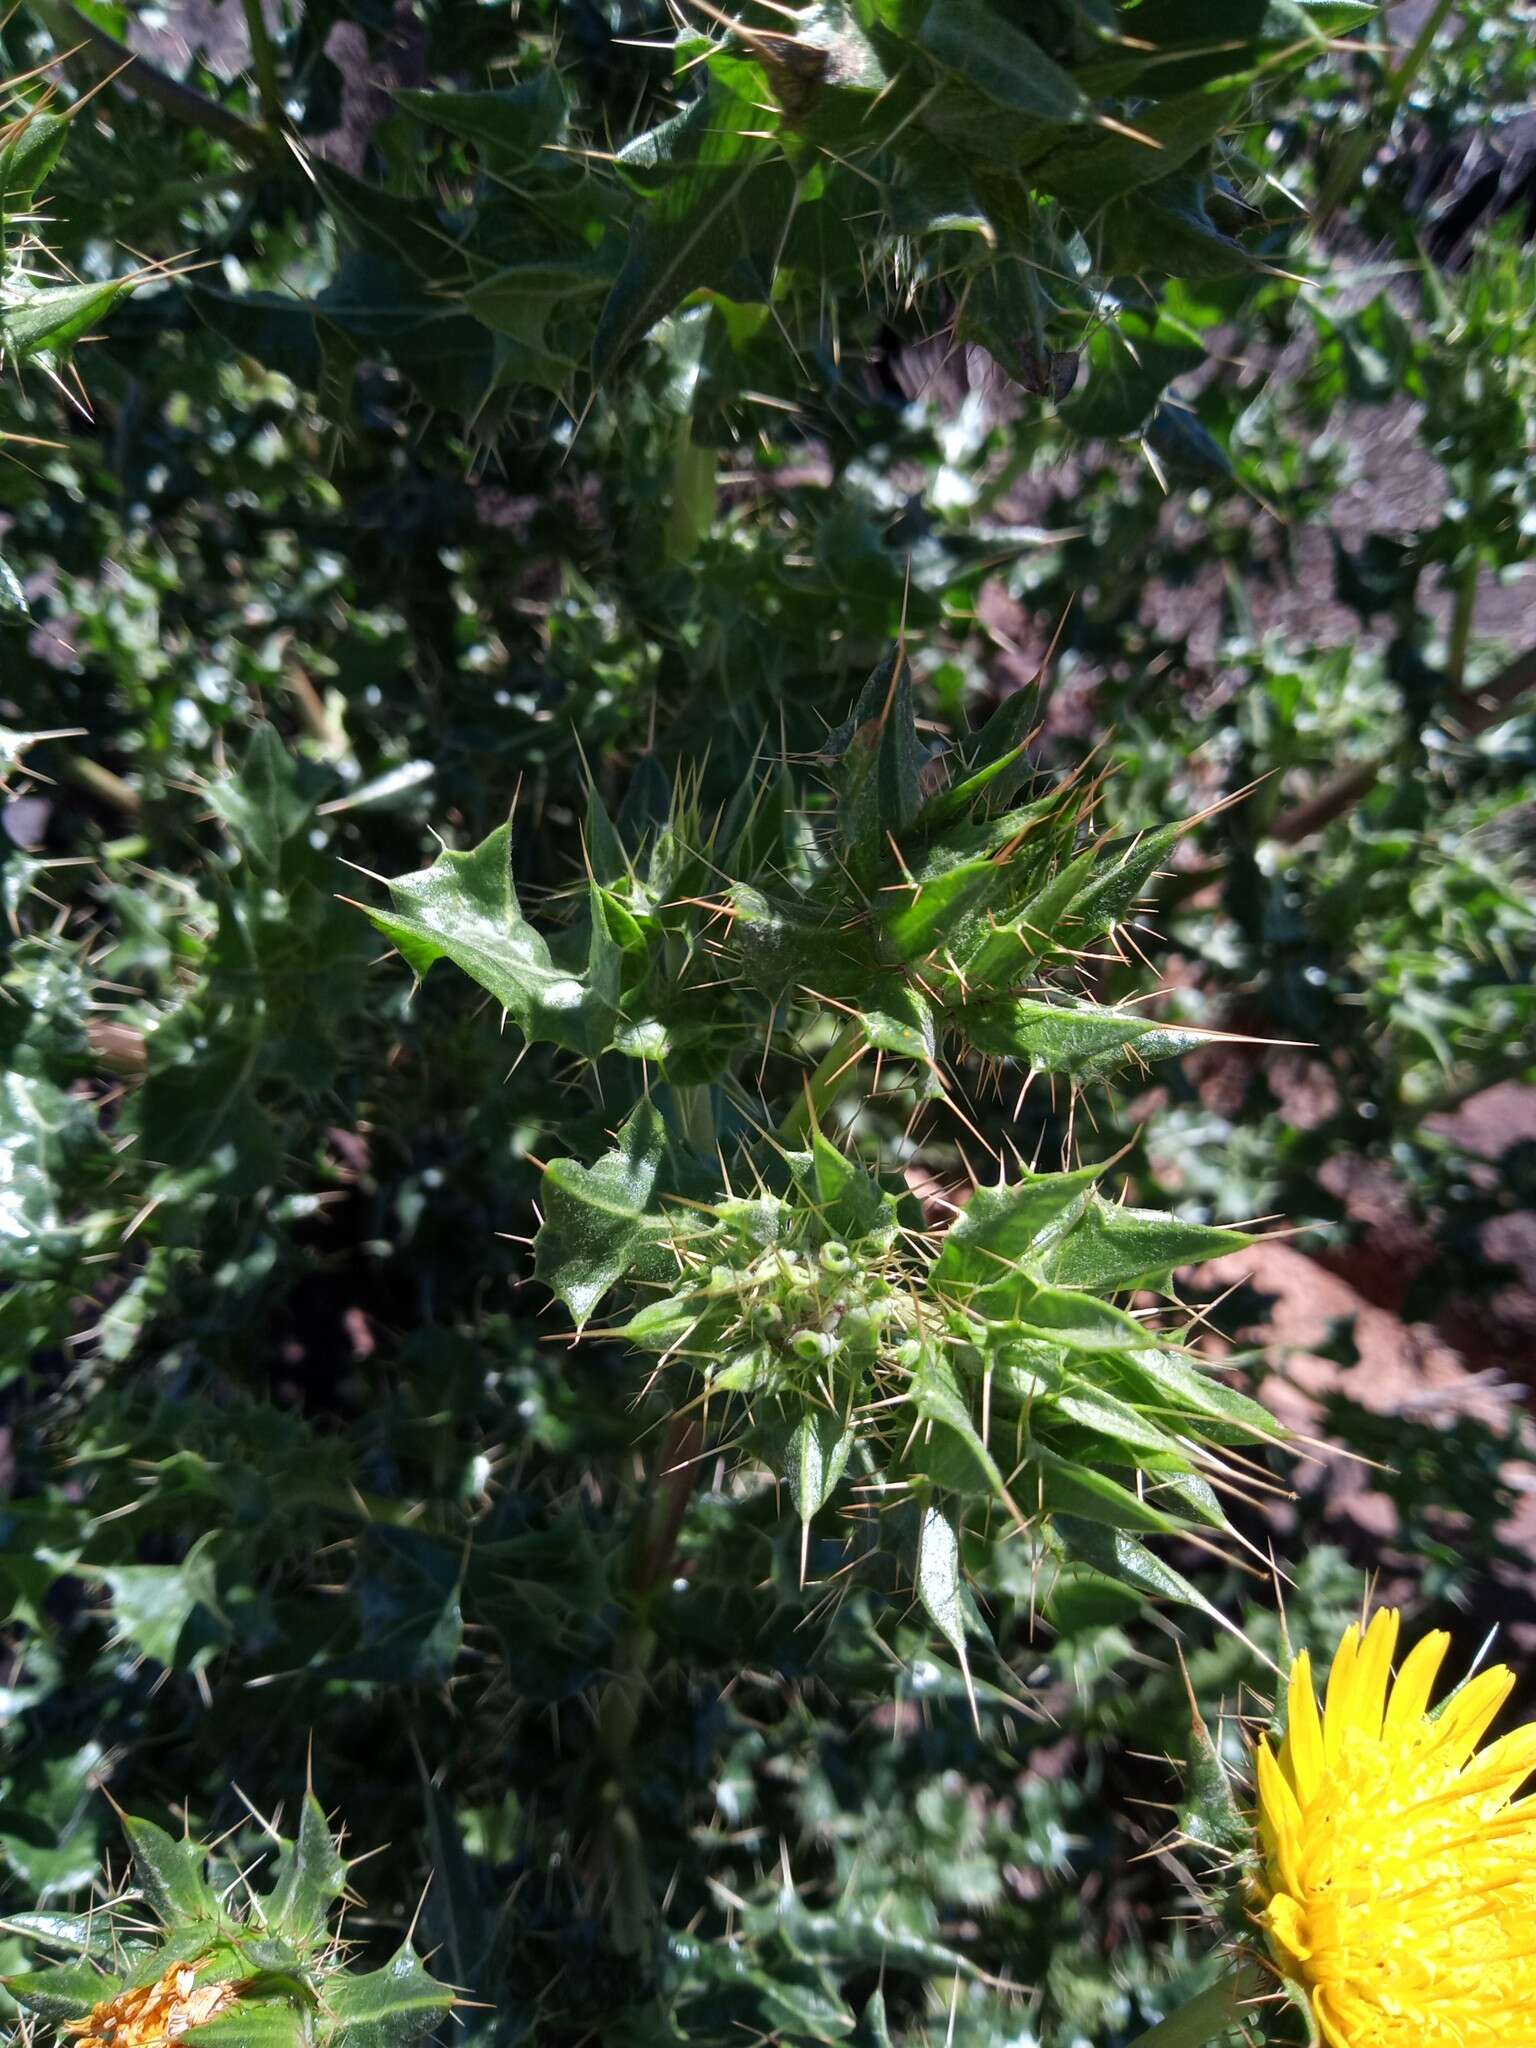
[63,1961,237,2048]
[1254,1608,1536,2048]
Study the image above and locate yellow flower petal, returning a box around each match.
[1423,1665,1516,1769]
[1346,1606,1399,1745]
[1284,1646,1326,1801]
[1383,1628,1450,1741]
[1322,1620,1362,1762]
[1253,1618,1536,2048]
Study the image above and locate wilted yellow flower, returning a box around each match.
[62,1960,238,2048]
[1253,1608,1536,2048]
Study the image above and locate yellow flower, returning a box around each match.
[62,1960,238,2048]
[1253,1608,1536,2048]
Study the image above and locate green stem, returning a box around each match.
[1446,555,1478,688]
[663,419,716,567]
[777,1018,865,1144]
[1125,1964,1264,2048]
[60,751,141,816]
[239,0,282,128]
[674,1082,716,1156]
[30,0,279,159]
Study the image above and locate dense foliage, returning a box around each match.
[2,2,1533,2045]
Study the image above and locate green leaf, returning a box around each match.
[393,73,568,167]
[959,996,1208,1080]
[267,1795,348,1946]
[0,1069,105,1278]
[860,984,938,1086]
[1052,1517,1244,1641]
[853,1990,895,2048]
[914,1503,969,1666]
[323,1945,455,2048]
[593,83,793,380]
[916,0,1087,122]
[310,160,471,286]
[1066,310,1208,438]
[1027,1445,1178,1534]
[781,1404,856,1521]
[0,1912,119,1959]
[1039,81,1246,212]
[834,654,929,892]
[207,727,312,877]
[1,110,70,206]
[317,1527,463,1686]
[534,1098,681,1326]
[0,278,133,361]
[1145,400,1234,481]
[1179,1698,1249,1854]
[96,1530,225,1672]
[1003,1280,1153,1349]
[1096,177,1249,281]
[1052,1382,1185,1459]
[132,1028,280,1200]
[369,823,619,1057]
[906,1349,1009,1502]
[189,2004,311,2048]
[1107,1344,1279,1441]
[1042,1563,1145,1632]
[1058,819,1185,949]
[618,1292,704,1349]
[122,1815,220,1925]
[2,1961,120,2022]
[915,708,1036,831]
[0,547,27,615]
[930,1163,1102,1297]
[1037,1195,1252,1294]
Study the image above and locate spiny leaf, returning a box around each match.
[0,278,135,362]
[534,1098,685,1326]
[917,0,1088,123]
[1,110,70,207]
[2,1961,120,2022]
[1036,1194,1253,1295]
[122,1817,220,1926]
[267,1795,348,1947]
[593,82,791,380]
[930,1163,1102,1296]
[782,1403,856,1521]
[368,823,619,1056]
[835,652,929,894]
[905,1348,1010,1503]
[959,997,1209,1081]
[1052,1516,1248,1644]
[1026,1445,1180,1535]
[95,1529,225,1672]
[322,1944,455,2048]
[914,1502,969,1667]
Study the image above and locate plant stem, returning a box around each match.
[30,0,278,159]
[1314,0,1457,228]
[60,751,141,816]
[1446,555,1478,688]
[674,1082,716,1156]
[239,0,282,130]
[1125,1964,1264,2048]
[777,1018,866,1144]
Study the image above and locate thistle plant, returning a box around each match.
[364,654,1284,1666]
[1,1795,453,2048]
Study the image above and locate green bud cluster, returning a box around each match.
[367,657,1284,1646]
